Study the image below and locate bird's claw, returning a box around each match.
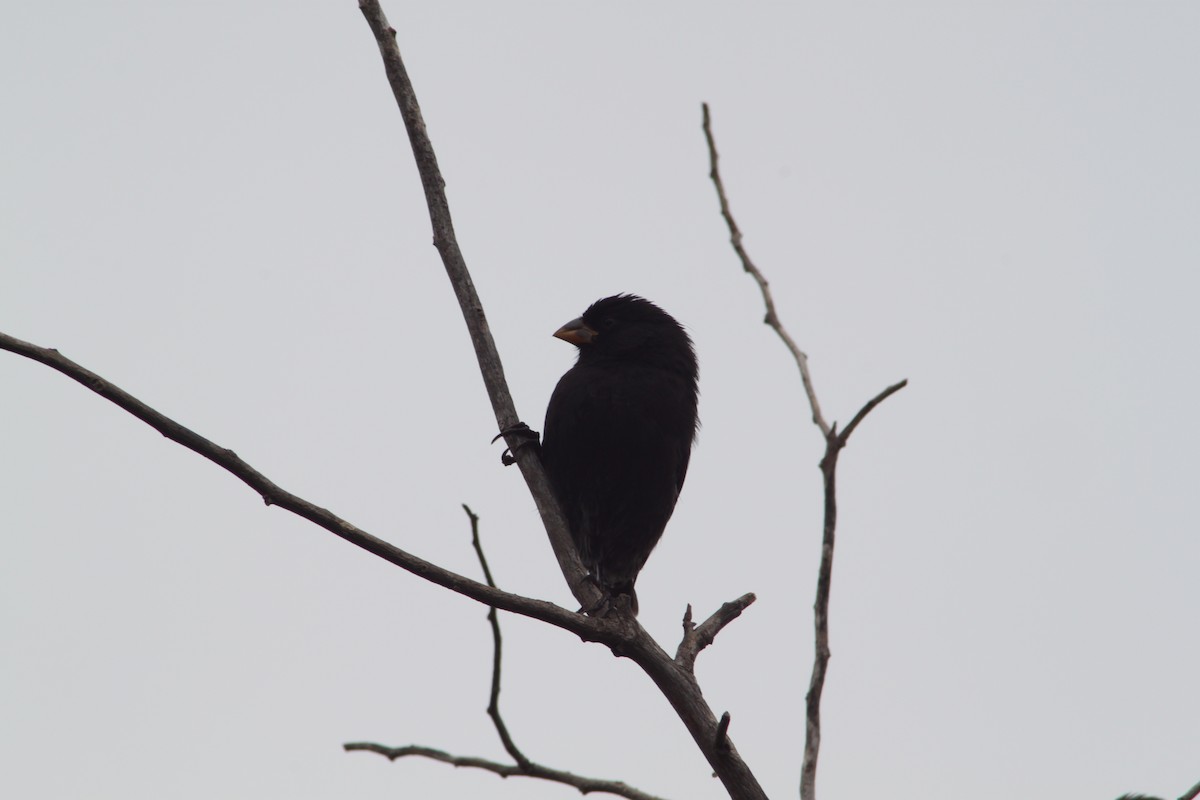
[575,574,637,617]
[493,422,540,466]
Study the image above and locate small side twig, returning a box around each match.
[346,505,670,800]
[714,712,732,752]
[675,593,757,673]
[841,380,909,443]
[463,504,531,771]
[702,102,907,800]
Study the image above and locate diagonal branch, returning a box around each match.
[357,0,597,614]
[841,380,909,443]
[0,331,594,642]
[701,102,906,800]
[701,101,831,437]
[0,325,763,798]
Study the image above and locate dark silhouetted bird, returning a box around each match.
[541,295,699,614]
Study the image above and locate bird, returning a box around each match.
[541,294,699,615]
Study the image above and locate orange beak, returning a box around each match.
[553,317,598,346]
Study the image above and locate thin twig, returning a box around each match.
[841,380,909,442]
[702,101,830,437]
[350,505,663,799]
[702,102,906,800]
[343,742,669,800]
[463,504,532,771]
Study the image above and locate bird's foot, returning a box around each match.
[575,573,610,615]
[492,422,540,466]
[576,575,638,618]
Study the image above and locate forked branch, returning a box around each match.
[702,102,906,800]
[345,506,668,800]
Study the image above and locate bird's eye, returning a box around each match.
[602,317,616,329]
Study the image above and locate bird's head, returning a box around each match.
[554,294,697,381]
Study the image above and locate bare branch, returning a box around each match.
[344,742,670,800]
[357,0,598,614]
[0,331,594,642]
[701,101,831,437]
[463,504,532,771]
[802,382,905,800]
[839,379,909,444]
[1,327,766,795]
[694,594,758,647]
[675,593,757,672]
[701,103,907,800]
[802,432,840,800]
[350,506,663,799]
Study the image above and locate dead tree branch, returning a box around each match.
[0,327,762,797]
[0,331,592,639]
[356,0,596,614]
[701,102,830,437]
[676,594,757,673]
[1119,778,1200,800]
[344,506,669,800]
[702,102,907,800]
[463,504,531,771]
[343,742,668,800]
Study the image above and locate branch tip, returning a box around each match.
[701,102,831,437]
[715,712,732,752]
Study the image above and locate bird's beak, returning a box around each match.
[553,317,598,346]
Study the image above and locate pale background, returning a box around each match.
[3,3,1197,799]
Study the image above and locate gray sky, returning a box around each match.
[3,3,1198,799]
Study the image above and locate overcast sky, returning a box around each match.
[3,3,1198,799]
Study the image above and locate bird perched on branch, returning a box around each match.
[541,294,699,615]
